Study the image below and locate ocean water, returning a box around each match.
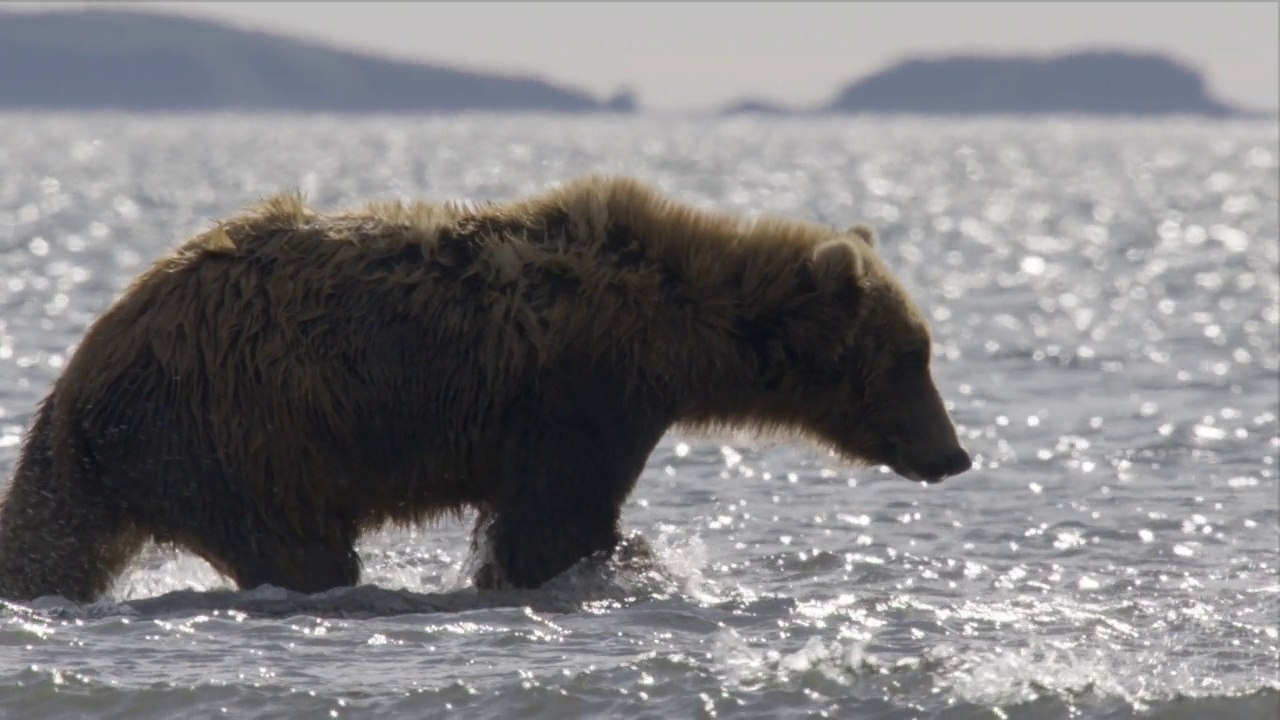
[0,113,1276,719]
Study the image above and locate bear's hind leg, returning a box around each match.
[0,401,144,602]
[185,521,361,595]
[0,476,144,602]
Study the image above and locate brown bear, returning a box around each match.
[0,175,970,602]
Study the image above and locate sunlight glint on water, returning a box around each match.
[0,114,1276,719]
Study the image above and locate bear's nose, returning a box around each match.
[940,448,972,478]
[905,447,972,484]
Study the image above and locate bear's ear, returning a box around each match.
[807,238,864,295]
[846,223,877,249]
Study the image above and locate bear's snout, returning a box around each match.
[924,446,972,483]
[875,374,972,484]
[889,444,972,484]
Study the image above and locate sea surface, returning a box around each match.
[0,114,1276,719]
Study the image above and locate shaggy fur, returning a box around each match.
[0,175,970,601]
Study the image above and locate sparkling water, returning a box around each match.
[0,114,1276,719]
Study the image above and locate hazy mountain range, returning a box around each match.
[0,9,1252,117]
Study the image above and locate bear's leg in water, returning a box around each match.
[179,507,362,595]
[0,397,144,602]
[472,364,669,590]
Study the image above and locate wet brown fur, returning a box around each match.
[0,175,964,601]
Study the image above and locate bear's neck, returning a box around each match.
[641,263,820,433]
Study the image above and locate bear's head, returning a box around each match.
[766,224,971,484]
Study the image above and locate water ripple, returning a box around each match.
[0,113,1275,719]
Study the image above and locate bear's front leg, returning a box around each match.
[472,487,624,590]
[471,364,670,590]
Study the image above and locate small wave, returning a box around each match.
[714,629,891,687]
[3,584,584,621]
[710,628,1280,719]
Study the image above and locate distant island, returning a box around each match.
[0,9,1255,118]
[723,51,1248,118]
[0,9,633,114]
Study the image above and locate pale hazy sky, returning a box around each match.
[16,2,1280,113]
